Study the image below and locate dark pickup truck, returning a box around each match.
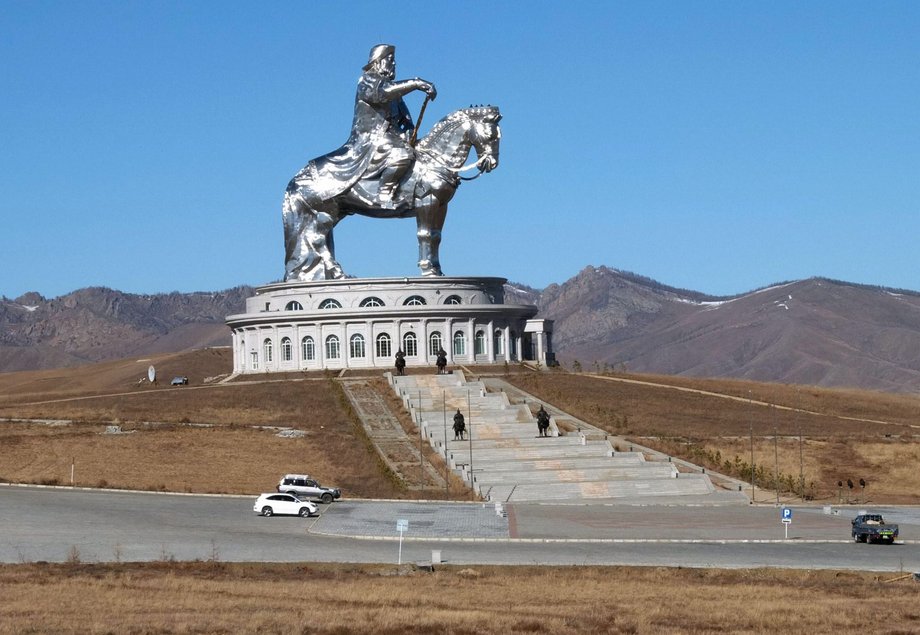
[852,513,898,544]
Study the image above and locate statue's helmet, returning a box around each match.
[364,44,395,71]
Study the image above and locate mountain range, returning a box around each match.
[3,267,920,393]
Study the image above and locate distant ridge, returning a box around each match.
[535,266,920,393]
[0,286,252,372]
[4,270,920,393]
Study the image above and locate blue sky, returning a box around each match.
[2,2,918,300]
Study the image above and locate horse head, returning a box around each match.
[465,105,502,173]
[416,105,502,176]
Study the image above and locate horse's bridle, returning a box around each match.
[418,149,493,183]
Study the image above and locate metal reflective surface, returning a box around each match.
[282,44,501,281]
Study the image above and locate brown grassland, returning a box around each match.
[4,350,920,632]
[505,372,920,504]
[1,562,919,634]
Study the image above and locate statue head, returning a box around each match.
[364,44,396,78]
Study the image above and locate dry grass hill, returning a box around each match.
[4,350,920,633]
[2,348,919,504]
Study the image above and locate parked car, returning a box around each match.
[170,376,189,386]
[852,513,899,544]
[253,493,318,517]
[277,474,341,504]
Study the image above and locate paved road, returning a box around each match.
[3,485,920,572]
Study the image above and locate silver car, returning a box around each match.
[277,474,341,504]
[253,493,318,517]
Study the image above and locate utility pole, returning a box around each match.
[418,391,423,484]
[774,421,779,505]
[749,391,755,503]
[442,390,448,500]
[468,389,474,501]
[799,428,805,502]
[773,399,779,506]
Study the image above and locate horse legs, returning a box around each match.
[282,190,344,280]
[415,202,447,276]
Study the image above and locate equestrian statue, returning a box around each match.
[283,44,502,281]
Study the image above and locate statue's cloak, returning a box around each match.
[286,74,412,204]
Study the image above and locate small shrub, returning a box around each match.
[66,545,81,565]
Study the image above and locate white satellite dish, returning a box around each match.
[148,365,156,383]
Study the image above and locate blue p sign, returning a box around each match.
[782,508,792,521]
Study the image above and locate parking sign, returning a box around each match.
[781,508,792,523]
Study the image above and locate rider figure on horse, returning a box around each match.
[281,45,499,282]
[324,44,437,208]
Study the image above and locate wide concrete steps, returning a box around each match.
[426,428,572,449]
[447,443,612,464]
[420,411,530,425]
[472,464,678,485]
[461,455,648,472]
[485,475,715,503]
[388,370,722,504]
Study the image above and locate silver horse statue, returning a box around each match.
[282,44,501,281]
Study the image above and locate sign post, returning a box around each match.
[781,507,792,540]
[396,519,408,564]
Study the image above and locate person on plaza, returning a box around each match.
[394,349,406,376]
[436,348,447,374]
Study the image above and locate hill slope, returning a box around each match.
[5,269,920,393]
[541,267,920,393]
[0,287,251,372]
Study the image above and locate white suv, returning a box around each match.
[253,493,317,517]
[277,474,341,504]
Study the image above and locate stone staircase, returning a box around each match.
[387,371,725,503]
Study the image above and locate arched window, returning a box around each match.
[493,329,504,355]
[429,331,443,356]
[403,295,426,306]
[281,337,293,362]
[444,295,462,305]
[453,330,466,356]
[376,333,392,358]
[350,334,366,359]
[263,338,274,363]
[474,330,486,355]
[301,336,315,361]
[325,335,340,359]
[360,297,385,307]
[403,332,418,357]
[319,298,342,309]
[285,301,303,311]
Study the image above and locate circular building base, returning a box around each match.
[226,276,552,374]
